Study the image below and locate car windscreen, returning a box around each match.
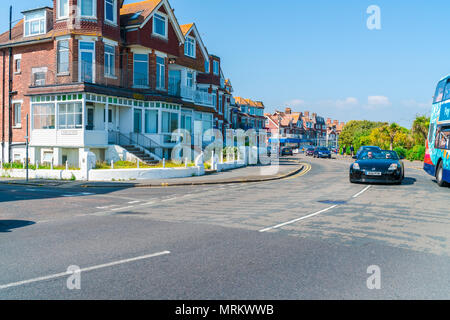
[359,151,399,160]
[317,148,328,151]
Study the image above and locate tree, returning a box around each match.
[411,115,430,146]
[339,120,386,150]
[380,123,405,150]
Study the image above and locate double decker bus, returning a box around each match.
[424,76,450,187]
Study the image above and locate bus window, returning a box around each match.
[433,79,446,104]
[428,122,435,144]
[435,126,450,149]
[443,82,450,101]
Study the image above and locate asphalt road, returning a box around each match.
[0,156,449,299]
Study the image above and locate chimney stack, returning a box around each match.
[285,107,292,114]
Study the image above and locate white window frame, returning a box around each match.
[79,0,97,19]
[78,41,96,83]
[213,60,219,75]
[104,0,117,25]
[186,71,194,88]
[57,40,70,75]
[184,36,196,58]
[57,0,69,20]
[156,55,166,90]
[133,53,149,88]
[104,44,115,78]
[58,102,83,129]
[23,10,47,38]
[152,12,168,39]
[12,100,22,128]
[14,55,21,74]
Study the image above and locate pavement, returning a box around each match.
[0,157,305,188]
[0,154,448,300]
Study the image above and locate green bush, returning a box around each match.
[406,145,425,161]
[394,147,407,159]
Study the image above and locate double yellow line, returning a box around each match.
[285,163,312,180]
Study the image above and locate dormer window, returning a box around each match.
[105,0,117,24]
[24,9,46,37]
[153,13,167,38]
[213,60,219,75]
[184,36,196,58]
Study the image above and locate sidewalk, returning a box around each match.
[0,157,305,188]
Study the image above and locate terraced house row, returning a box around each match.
[0,0,265,167]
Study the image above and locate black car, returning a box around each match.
[305,147,315,156]
[313,147,331,158]
[281,147,293,156]
[354,146,382,159]
[350,150,405,184]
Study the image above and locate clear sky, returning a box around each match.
[2,0,450,127]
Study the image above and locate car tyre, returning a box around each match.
[436,161,448,187]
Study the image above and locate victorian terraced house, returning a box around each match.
[0,0,254,167]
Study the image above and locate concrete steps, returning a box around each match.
[121,145,159,165]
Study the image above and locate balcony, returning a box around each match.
[168,78,213,107]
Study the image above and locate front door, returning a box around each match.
[134,109,142,133]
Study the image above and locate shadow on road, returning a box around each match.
[401,177,417,185]
[0,220,35,233]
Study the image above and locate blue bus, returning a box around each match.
[424,76,450,187]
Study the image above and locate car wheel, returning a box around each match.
[436,161,448,187]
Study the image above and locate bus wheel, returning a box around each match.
[436,161,448,187]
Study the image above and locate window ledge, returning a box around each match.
[57,72,70,77]
[12,125,22,129]
[105,75,118,80]
[14,72,21,75]
[152,33,168,41]
[104,20,118,27]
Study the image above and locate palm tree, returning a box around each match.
[411,115,430,146]
[381,123,401,150]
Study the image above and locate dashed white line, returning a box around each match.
[352,186,371,198]
[259,205,338,232]
[0,251,170,290]
[127,201,140,204]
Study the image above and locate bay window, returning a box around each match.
[185,36,196,58]
[133,54,148,87]
[57,0,69,19]
[80,0,96,18]
[153,13,167,38]
[58,103,83,129]
[162,112,178,133]
[145,110,158,134]
[33,104,55,129]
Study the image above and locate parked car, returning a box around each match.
[350,150,405,184]
[305,147,315,156]
[314,147,332,158]
[355,146,382,159]
[281,147,293,156]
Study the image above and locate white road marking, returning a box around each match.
[96,204,121,209]
[352,186,371,198]
[127,200,140,204]
[0,251,170,290]
[259,205,338,233]
[111,206,134,211]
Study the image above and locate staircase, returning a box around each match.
[108,131,163,165]
[120,145,159,165]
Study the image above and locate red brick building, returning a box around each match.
[0,0,243,165]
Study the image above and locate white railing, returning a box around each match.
[195,91,213,106]
[180,85,195,101]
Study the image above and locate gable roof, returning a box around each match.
[180,23,209,61]
[120,0,185,44]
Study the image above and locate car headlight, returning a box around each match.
[388,163,398,170]
[353,163,360,170]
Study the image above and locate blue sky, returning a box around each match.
[2,0,450,127]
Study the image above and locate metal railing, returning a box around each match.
[108,131,163,158]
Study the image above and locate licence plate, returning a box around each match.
[365,171,382,176]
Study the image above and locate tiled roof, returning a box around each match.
[0,19,56,46]
[180,23,194,36]
[120,0,162,26]
[234,97,265,109]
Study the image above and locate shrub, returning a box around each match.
[394,147,407,159]
[406,145,425,161]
